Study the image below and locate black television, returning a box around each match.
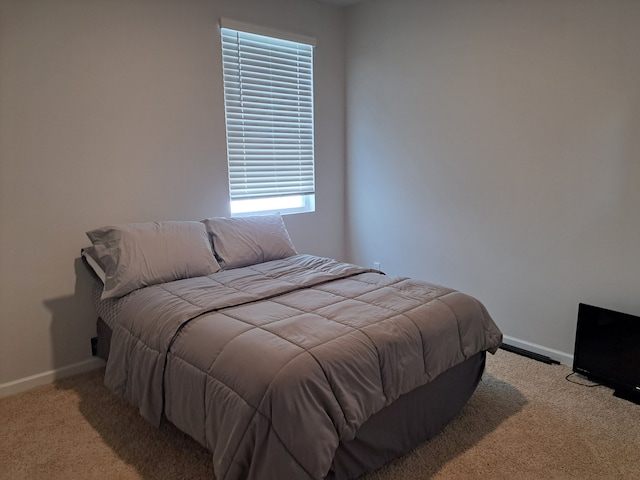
[573,303,640,405]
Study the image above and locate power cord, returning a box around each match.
[565,372,603,387]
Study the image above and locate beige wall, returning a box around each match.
[345,0,640,361]
[0,0,346,388]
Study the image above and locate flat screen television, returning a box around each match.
[573,303,640,405]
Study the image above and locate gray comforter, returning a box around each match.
[104,255,502,480]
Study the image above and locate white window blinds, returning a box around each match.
[220,22,316,203]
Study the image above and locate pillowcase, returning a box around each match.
[86,221,220,299]
[202,214,297,270]
[81,245,107,283]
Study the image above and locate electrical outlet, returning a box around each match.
[373,262,381,270]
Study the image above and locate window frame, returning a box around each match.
[219,19,317,217]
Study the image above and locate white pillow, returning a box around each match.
[86,221,220,299]
[202,214,297,269]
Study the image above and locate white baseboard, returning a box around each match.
[0,338,571,398]
[0,357,105,399]
[502,335,574,366]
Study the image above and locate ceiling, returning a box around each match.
[314,0,366,6]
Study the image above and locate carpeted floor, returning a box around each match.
[1,350,638,479]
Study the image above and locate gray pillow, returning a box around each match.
[86,221,220,299]
[202,214,297,270]
[81,245,107,283]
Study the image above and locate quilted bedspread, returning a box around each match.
[104,255,502,479]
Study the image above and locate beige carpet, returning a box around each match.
[1,350,638,479]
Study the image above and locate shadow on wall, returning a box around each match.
[43,257,100,374]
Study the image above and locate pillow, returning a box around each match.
[81,245,106,283]
[202,214,297,269]
[86,221,221,299]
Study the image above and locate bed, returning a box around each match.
[82,215,502,480]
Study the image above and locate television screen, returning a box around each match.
[573,303,640,402]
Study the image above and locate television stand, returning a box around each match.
[613,388,640,406]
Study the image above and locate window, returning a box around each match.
[220,20,316,216]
